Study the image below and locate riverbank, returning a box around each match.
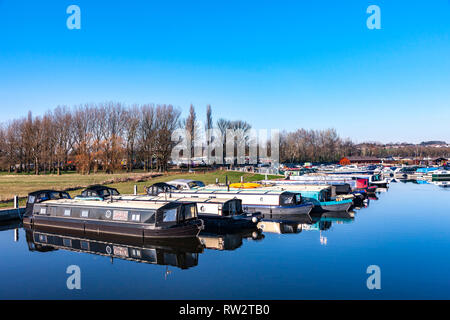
[0,170,281,208]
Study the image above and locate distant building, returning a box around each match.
[339,156,381,165]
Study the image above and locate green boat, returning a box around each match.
[432,170,450,181]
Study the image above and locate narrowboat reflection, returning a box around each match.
[199,229,264,251]
[25,226,203,270]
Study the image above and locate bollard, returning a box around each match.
[240,176,244,183]
[134,185,137,195]
[265,173,268,180]
[215,178,219,185]
[14,195,18,209]
[14,228,19,242]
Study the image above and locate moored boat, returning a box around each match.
[432,170,450,181]
[118,193,262,232]
[23,189,204,239]
[146,183,314,217]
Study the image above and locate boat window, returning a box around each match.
[194,181,205,187]
[143,210,156,224]
[63,238,72,247]
[222,200,239,216]
[97,189,109,197]
[28,195,36,204]
[36,193,49,202]
[235,200,243,213]
[80,241,89,250]
[183,204,197,220]
[187,182,197,189]
[280,193,296,206]
[162,208,178,222]
[295,194,302,204]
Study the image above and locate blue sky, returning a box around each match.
[0,0,449,143]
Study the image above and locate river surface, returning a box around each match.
[0,180,449,299]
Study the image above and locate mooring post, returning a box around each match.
[265,173,268,180]
[14,228,19,242]
[14,195,18,209]
[134,185,137,195]
[240,176,244,183]
[215,178,219,185]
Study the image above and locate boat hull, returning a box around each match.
[311,200,353,213]
[243,203,313,216]
[199,214,259,233]
[23,215,203,239]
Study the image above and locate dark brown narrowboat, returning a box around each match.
[23,190,203,239]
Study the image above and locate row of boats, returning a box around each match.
[21,171,385,240]
[4,165,445,271]
[1,207,357,271]
[0,170,393,271]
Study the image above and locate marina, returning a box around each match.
[1,177,450,299]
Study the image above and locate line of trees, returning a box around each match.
[1,102,448,174]
[280,128,355,163]
[0,103,181,174]
[352,143,450,159]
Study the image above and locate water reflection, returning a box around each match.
[24,226,203,270]
[199,229,264,251]
[2,178,450,298]
[0,219,22,232]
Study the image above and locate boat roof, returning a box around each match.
[118,195,237,204]
[168,179,195,183]
[264,185,331,192]
[28,190,70,196]
[39,198,178,210]
[175,189,294,196]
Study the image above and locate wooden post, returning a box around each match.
[215,178,219,185]
[134,185,137,195]
[14,195,18,209]
[240,176,244,183]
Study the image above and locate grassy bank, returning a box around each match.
[0,170,281,208]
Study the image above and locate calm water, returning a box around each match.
[1,181,449,299]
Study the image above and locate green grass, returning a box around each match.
[0,170,281,209]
